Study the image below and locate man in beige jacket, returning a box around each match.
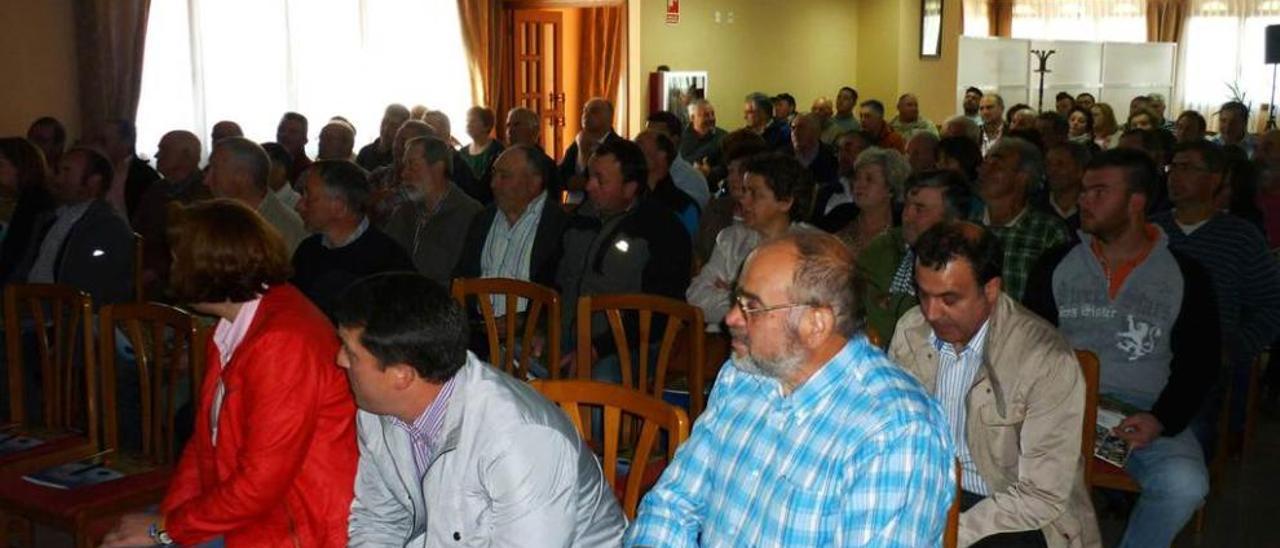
[889,222,1100,548]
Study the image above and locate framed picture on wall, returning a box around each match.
[921,0,943,58]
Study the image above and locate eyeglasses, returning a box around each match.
[731,290,811,319]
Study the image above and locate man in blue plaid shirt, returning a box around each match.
[626,231,955,547]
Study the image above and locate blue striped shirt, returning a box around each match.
[390,375,458,477]
[930,320,992,496]
[481,192,547,316]
[626,337,955,547]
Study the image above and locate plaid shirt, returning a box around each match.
[625,337,955,547]
[976,205,1069,300]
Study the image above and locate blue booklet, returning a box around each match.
[22,457,125,490]
[0,435,45,455]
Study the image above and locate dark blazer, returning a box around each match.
[11,199,135,307]
[453,191,570,289]
[805,143,840,186]
[558,131,623,186]
[124,154,160,218]
[0,184,55,281]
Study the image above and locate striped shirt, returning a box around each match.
[481,192,547,316]
[930,319,992,496]
[390,375,458,477]
[977,204,1069,300]
[626,337,955,547]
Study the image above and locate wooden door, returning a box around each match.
[513,10,565,160]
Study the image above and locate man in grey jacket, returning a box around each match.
[333,272,625,547]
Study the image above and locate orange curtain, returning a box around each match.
[1147,0,1187,43]
[987,0,1013,37]
[457,0,514,138]
[581,5,625,108]
[74,0,152,131]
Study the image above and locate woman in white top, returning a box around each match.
[1091,103,1122,150]
[687,153,811,327]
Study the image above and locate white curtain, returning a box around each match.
[1010,0,1147,42]
[135,0,473,162]
[1177,0,1280,131]
[963,0,991,37]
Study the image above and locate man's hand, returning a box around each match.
[100,512,161,547]
[1114,412,1163,450]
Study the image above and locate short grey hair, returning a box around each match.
[781,231,860,336]
[214,137,270,191]
[944,115,981,142]
[507,107,539,128]
[853,147,912,201]
[994,137,1045,192]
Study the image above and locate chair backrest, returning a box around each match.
[865,326,883,349]
[451,277,561,380]
[575,294,706,414]
[98,302,204,464]
[1076,349,1100,486]
[944,458,961,548]
[531,379,691,519]
[3,283,98,444]
[132,232,144,302]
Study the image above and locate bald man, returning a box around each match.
[318,120,356,161]
[206,137,307,254]
[890,93,939,142]
[211,120,244,144]
[133,130,213,298]
[558,97,622,189]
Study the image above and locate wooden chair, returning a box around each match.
[132,232,144,303]
[575,294,707,417]
[0,302,205,548]
[865,325,884,349]
[1,284,101,476]
[1243,353,1265,455]
[944,459,961,548]
[451,278,561,380]
[531,379,690,519]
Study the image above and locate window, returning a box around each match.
[136,0,473,162]
[962,0,1147,42]
[1179,0,1280,130]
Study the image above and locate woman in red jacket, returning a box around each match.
[103,198,358,547]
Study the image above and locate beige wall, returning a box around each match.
[892,0,962,127]
[635,0,858,132]
[0,0,80,139]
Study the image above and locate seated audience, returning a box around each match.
[317,119,356,161]
[1036,111,1070,149]
[10,146,134,307]
[858,169,972,345]
[96,118,160,219]
[680,99,728,174]
[556,139,691,369]
[1037,141,1091,235]
[1067,106,1094,144]
[890,221,1100,547]
[1006,104,1037,132]
[458,106,505,187]
[210,120,243,144]
[454,144,570,295]
[636,130,700,236]
[811,130,872,231]
[0,137,54,282]
[1175,110,1207,144]
[292,160,413,315]
[1127,108,1160,133]
[277,111,313,184]
[206,137,308,254]
[688,153,812,328]
[1075,92,1096,111]
[1152,141,1280,445]
[906,131,940,174]
[942,115,981,143]
[821,86,863,144]
[938,135,984,185]
[561,98,624,189]
[262,142,301,209]
[383,136,483,287]
[791,112,839,186]
[744,92,790,151]
[101,199,357,547]
[890,93,939,141]
[423,109,485,204]
[693,132,767,264]
[1024,148,1219,548]
[979,93,1006,156]
[1091,103,1121,150]
[974,137,1069,300]
[860,99,906,152]
[26,116,66,170]
[505,106,563,192]
[772,92,797,125]
[1055,91,1075,116]
[356,103,411,171]
[1149,93,1176,131]
[962,86,983,125]
[646,110,711,208]
[627,231,954,546]
[835,147,910,257]
[133,130,212,299]
[334,273,626,545]
[369,119,436,222]
[1211,101,1255,158]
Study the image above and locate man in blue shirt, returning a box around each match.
[626,231,954,547]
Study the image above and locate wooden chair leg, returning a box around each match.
[1194,505,1207,536]
[1243,357,1262,456]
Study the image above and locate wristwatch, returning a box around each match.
[148,521,175,546]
